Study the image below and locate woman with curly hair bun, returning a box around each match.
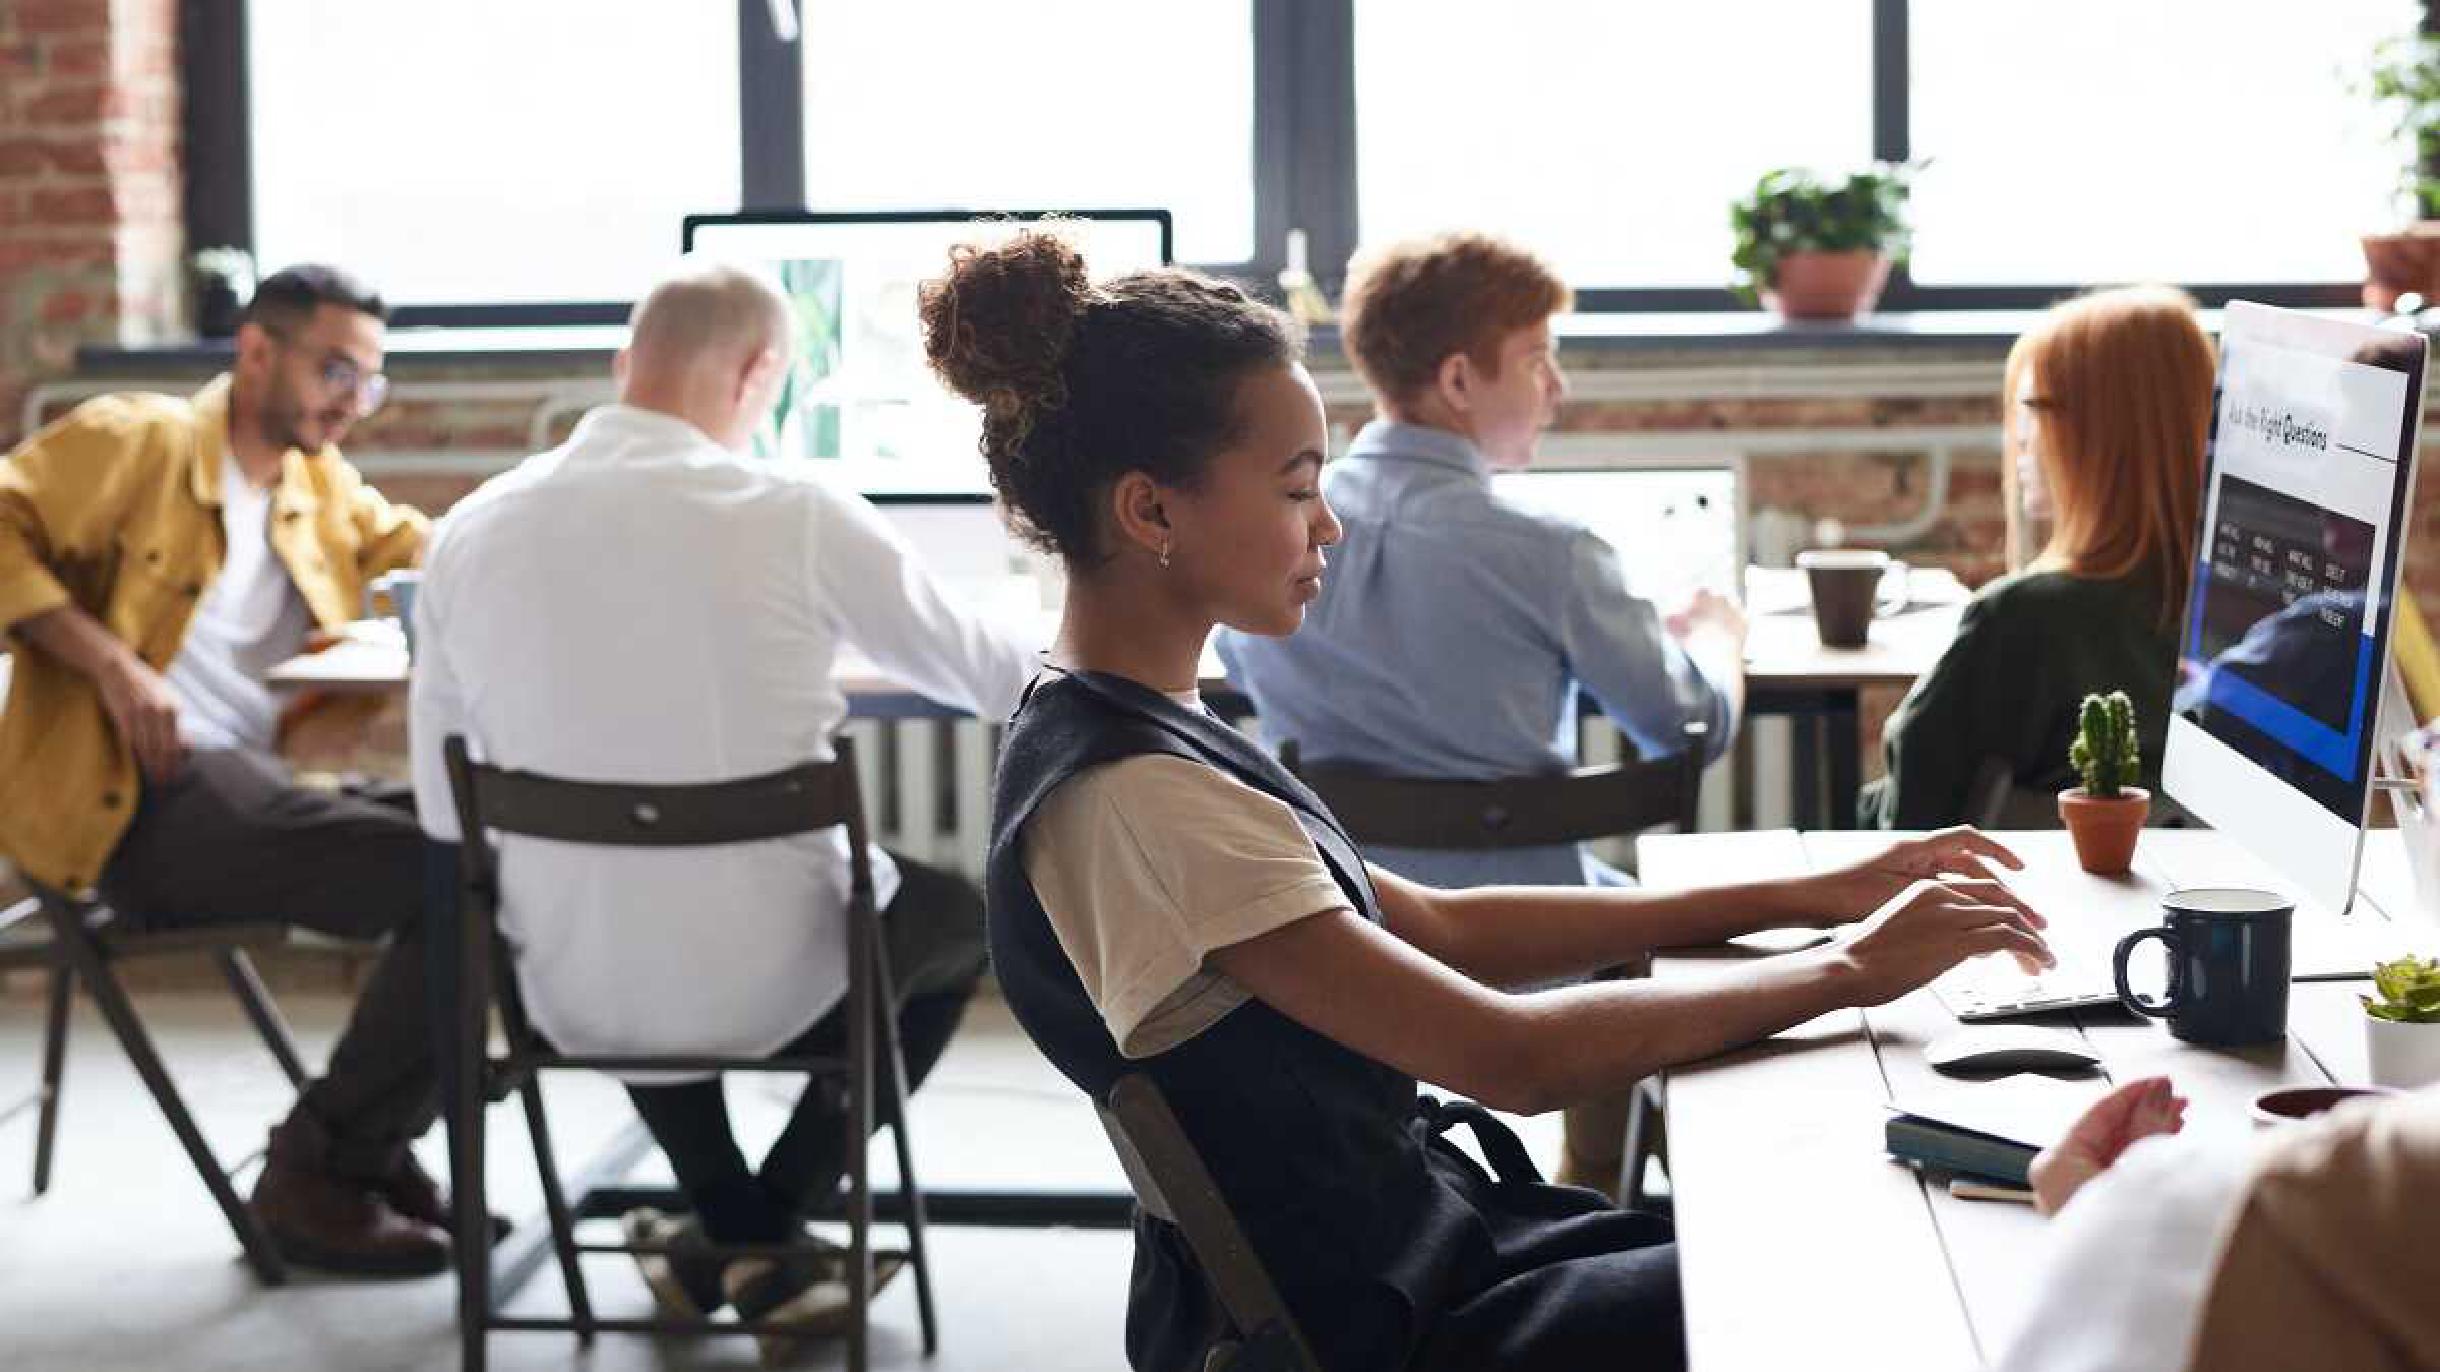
[933,228,2051,1372]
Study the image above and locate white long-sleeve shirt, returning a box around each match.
[411,404,1038,1074]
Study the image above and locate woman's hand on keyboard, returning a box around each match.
[1833,876,2056,1006]
[1804,826,2045,932]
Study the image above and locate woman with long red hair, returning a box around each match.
[1861,285,2214,827]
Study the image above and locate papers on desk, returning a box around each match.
[1884,1076,2103,1187]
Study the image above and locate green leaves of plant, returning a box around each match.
[1728,164,1915,303]
[2364,954,2440,1023]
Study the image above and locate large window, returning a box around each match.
[1358,1,1872,289]
[1908,0,2407,287]
[248,0,738,309]
[210,0,2437,319]
[799,1,1254,265]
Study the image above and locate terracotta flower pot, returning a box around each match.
[2359,223,2440,311]
[2059,786,2148,875]
[1763,250,1892,321]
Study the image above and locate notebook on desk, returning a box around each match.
[1884,1077,2101,1186]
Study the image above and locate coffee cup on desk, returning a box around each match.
[2248,1084,2399,1128]
[2112,887,2294,1046]
[1795,548,1908,648]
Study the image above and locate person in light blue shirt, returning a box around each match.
[1218,232,1742,892]
[1217,232,1745,1194]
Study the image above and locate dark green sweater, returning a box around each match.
[1858,570,2177,829]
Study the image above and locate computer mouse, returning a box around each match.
[1923,1025,2102,1077]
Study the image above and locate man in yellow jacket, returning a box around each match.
[0,266,447,1276]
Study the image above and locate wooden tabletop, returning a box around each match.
[269,565,1969,700]
[1636,826,2439,1372]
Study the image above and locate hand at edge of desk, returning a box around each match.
[2030,1076,2189,1216]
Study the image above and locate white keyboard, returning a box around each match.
[1931,952,2123,1022]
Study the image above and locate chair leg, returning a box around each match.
[516,1075,595,1340]
[876,979,939,1354]
[56,937,287,1284]
[215,950,309,1087]
[32,963,71,1195]
[452,917,494,1372]
[845,940,875,1372]
[1623,1079,1668,1212]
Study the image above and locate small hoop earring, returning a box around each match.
[1158,539,1172,570]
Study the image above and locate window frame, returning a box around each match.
[188,0,2437,324]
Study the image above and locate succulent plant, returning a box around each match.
[2364,954,2440,1023]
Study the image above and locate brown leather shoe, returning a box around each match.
[250,1151,450,1278]
[377,1153,510,1245]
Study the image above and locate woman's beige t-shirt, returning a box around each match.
[1020,707,1351,1058]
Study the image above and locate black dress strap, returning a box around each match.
[1416,1094,1544,1187]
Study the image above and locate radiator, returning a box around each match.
[846,714,1789,884]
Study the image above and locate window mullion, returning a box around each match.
[739,0,807,212]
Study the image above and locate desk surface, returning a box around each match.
[1637,826,2436,1372]
[267,567,1968,699]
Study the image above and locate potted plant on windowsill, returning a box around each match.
[2364,954,2440,1088]
[190,246,255,340]
[2060,691,2148,875]
[1730,165,1912,321]
[2358,34,2440,311]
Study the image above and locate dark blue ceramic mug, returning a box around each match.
[2112,887,2293,1046]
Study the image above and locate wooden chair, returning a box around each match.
[1281,721,1710,1209]
[442,734,936,1372]
[0,885,309,1284]
[1096,1073,1320,1372]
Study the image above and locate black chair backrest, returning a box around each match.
[1096,1074,1319,1372]
[441,733,879,1051]
[444,736,867,851]
[1282,720,1707,852]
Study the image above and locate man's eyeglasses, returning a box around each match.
[264,325,389,415]
[315,355,389,415]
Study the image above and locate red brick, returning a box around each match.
[19,82,109,124]
[44,35,108,77]
[38,289,98,324]
[14,0,108,37]
[0,235,114,270]
[28,184,114,224]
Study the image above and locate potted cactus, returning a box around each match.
[2364,954,2440,1089]
[2060,691,2149,875]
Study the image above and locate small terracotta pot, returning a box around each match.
[1763,250,1892,321]
[2059,786,2148,876]
[2359,223,2440,311]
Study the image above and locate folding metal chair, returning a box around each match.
[442,733,937,1372]
[1096,1073,1319,1372]
[0,885,309,1283]
[1281,720,1710,1209]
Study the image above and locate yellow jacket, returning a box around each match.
[0,376,426,891]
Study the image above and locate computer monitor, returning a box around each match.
[1488,465,1743,608]
[680,209,1173,496]
[2164,302,2429,916]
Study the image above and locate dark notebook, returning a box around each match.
[1883,1079,2101,1187]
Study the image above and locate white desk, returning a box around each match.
[1635,826,2435,1372]
[270,565,1966,735]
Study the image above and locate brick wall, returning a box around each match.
[0,0,185,450]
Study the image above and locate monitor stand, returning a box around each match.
[2375,657,2440,931]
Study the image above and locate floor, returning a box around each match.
[0,984,1564,1372]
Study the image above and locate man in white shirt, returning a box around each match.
[411,261,1037,1336]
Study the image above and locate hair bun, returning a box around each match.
[920,231,1093,429]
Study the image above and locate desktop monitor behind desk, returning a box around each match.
[2163,302,2430,918]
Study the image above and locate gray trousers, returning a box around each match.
[98,747,435,1179]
